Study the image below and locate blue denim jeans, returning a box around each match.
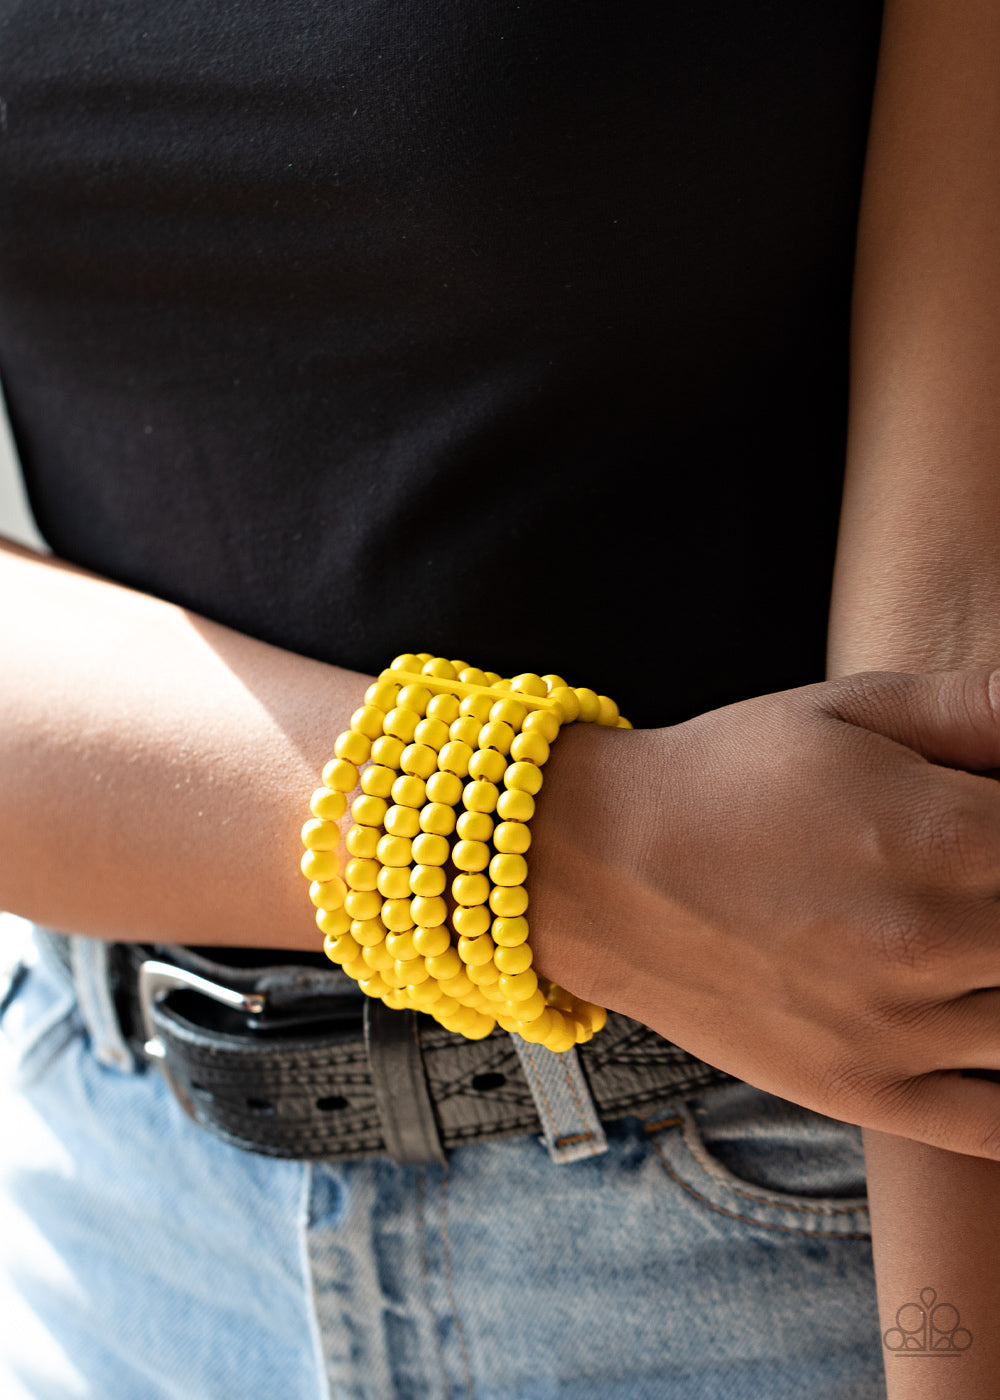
[0,922,886,1399]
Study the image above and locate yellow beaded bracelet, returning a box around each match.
[301,654,631,1052]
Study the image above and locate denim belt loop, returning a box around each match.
[69,935,133,1073]
[511,1034,609,1163]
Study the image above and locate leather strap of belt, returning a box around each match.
[39,930,738,1162]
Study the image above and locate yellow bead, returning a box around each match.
[456,810,492,842]
[510,672,547,698]
[407,979,444,1006]
[384,706,419,742]
[358,974,388,998]
[381,898,415,933]
[464,1014,496,1040]
[489,853,527,887]
[389,652,422,672]
[478,720,515,754]
[411,831,449,866]
[391,774,426,808]
[385,930,417,960]
[494,942,532,973]
[577,1001,608,1034]
[574,687,600,723]
[466,959,500,986]
[301,818,340,851]
[457,667,488,686]
[496,788,535,823]
[351,917,387,947]
[381,989,408,1009]
[425,948,462,980]
[503,762,543,796]
[490,697,528,728]
[414,717,450,750]
[439,740,473,776]
[483,672,502,686]
[363,942,394,971]
[309,876,347,911]
[410,864,447,897]
[498,968,538,1001]
[345,888,381,920]
[458,934,495,966]
[401,743,437,779]
[490,885,529,917]
[377,964,406,990]
[371,735,405,768]
[453,839,490,872]
[352,793,388,827]
[397,683,431,714]
[310,787,348,821]
[360,766,395,799]
[396,956,429,985]
[345,857,380,891]
[413,924,451,957]
[438,971,475,999]
[317,906,352,939]
[510,731,550,767]
[418,803,456,837]
[522,709,560,743]
[425,770,462,806]
[449,715,482,748]
[322,757,359,792]
[377,865,412,899]
[301,849,340,881]
[421,656,457,680]
[411,895,447,928]
[468,748,506,783]
[350,704,387,740]
[335,728,371,765]
[376,834,412,867]
[493,821,530,855]
[346,825,379,859]
[452,904,491,938]
[384,804,420,838]
[459,692,493,721]
[322,927,358,961]
[426,692,461,725]
[463,779,498,813]
[548,686,581,723]
[365,680,400,710]
[452,873,490,906]
[513,995,550,1029]
[596,695,619,727]
[491,915,530,947]
[616,716,633,729]
[547,984,577,1011]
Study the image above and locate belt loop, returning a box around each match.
[511,1036,608,1164]
[364,1000,446,1165]
[69,935,133,1073]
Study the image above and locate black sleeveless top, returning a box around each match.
[0,1,883,727]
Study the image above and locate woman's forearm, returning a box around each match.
[830,3,1000,1393]
[0,535,370,949]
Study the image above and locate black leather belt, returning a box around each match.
[41,932,737,1164]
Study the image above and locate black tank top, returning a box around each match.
[0,1,883,727]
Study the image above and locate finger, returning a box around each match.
[868,1069,1000,1161]
[815,668,1000,772]
[917,985,1000,1073]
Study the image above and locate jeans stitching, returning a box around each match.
[646,1132,871,1240]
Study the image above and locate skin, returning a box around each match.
[828,1,1000,1393]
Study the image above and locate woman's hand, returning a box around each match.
[530,666,1000,1161]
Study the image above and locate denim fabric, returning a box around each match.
[0,925,887,1399]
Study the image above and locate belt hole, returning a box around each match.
[316,1095,349,1112]
[471,1072,506,1092]
[245,1096,275,1115]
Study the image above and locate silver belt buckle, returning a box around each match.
[138,959,266,1117]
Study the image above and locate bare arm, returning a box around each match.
[829,2,1000,1393]
[0,534,371,950]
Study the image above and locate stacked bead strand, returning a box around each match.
[302,653,630,1052]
